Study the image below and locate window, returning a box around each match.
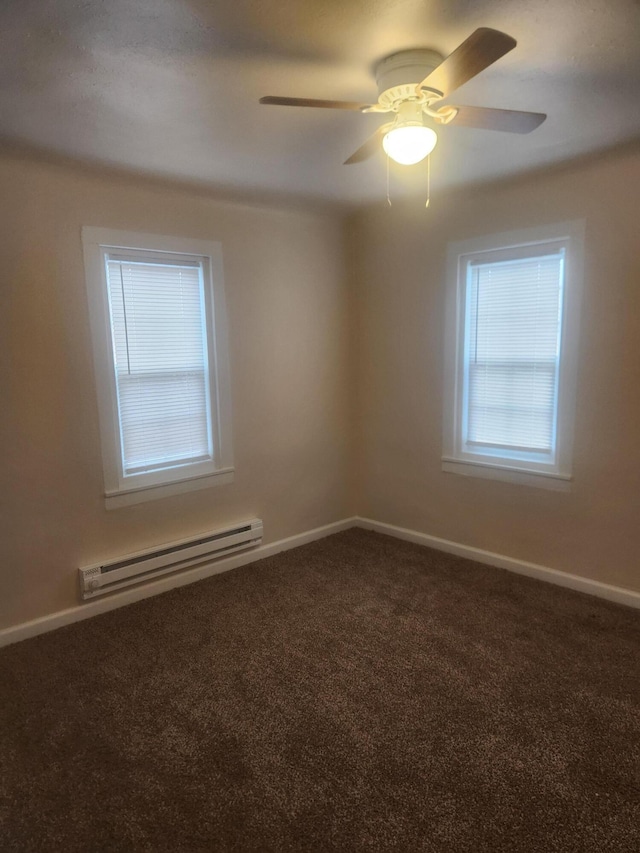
[443,221,584,490]
[83,228,233,508]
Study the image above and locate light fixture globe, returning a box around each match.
[382,124,437,165]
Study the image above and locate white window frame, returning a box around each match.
[442,220,584,491]
[83,227,234,509]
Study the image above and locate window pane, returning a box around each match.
[468,363,556,450]
[465,253,563,454]
[118,372,210,472]
[106,258,212,475]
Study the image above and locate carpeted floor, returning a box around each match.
[1,529,639,852]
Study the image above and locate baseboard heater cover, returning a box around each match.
[79,519,263,600]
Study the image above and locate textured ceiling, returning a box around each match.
[1,0,639,206]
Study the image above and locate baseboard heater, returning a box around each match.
[79,518,263,600]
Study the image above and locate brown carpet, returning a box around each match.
[1,528,639,852]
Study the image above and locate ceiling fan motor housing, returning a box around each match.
[374,48,445,107]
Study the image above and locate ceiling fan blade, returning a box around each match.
[446,105,546,133]
[343,124,392,165]
[260,96,370,111]
[418,28,516,98]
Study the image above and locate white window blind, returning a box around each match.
[464,252,564,455]
[105,255,212,476]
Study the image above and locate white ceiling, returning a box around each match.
[1,0,639,207]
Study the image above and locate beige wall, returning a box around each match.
[0,154,353,630]
[350,147,640,593]
[2,145,639,635]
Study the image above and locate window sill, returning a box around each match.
[105,468,234,509]
[442,458,572,492]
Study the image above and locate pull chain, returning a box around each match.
[385,152,429,209]
[425,152,431,209]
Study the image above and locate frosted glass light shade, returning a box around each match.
[382,125,437,165]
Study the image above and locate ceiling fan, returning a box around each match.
[260,28,546,167]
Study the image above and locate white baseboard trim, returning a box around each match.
[355,517,640,610]
[0,517,358,649]
[3,514,638,648]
